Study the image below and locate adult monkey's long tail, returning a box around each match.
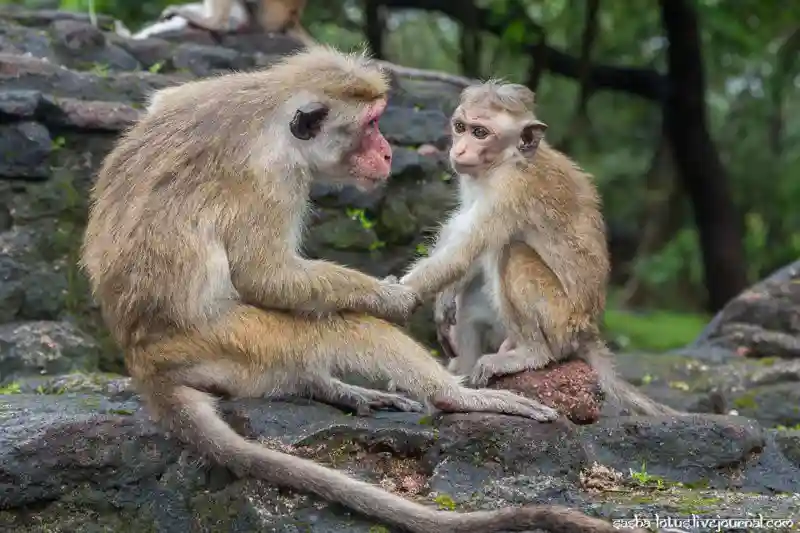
[149,383,637,533]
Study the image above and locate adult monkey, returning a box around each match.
[400,81,680,417]
[81,47,630,533]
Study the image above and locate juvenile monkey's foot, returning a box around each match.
[313,379,424,416]
[434,388,559,422]
[469,350,552,388]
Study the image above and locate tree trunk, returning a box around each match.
[659,0,748,311]
[364,0,385,59]
[458,1,481,78]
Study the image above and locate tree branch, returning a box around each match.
[378,0,666,101]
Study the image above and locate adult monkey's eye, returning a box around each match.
[453,120,466,133]
[472,126,490,139]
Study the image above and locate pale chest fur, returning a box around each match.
[457,177,505,313]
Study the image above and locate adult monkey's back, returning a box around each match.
[80,45,635,533]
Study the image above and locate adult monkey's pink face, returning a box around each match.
[348,98,393,185]
[289,96,393,191]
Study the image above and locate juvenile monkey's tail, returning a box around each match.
[148,384,628,533]
[579,340,682,416]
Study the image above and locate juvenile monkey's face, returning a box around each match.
[449,107,513,175]
[289,97,393,191]
[449,105,547,175]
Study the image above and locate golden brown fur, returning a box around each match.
[402,81,680,417]
[158,0,315,45]
[80,47,627,532]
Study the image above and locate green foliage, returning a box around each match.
[629,462,666,490]
[0,382,22,395]
[433,494,456,511]
[603,308,708,352]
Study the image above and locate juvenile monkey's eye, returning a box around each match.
[472,126,490,139]
[453,120,466,133]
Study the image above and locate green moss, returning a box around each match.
[603,308,708,352]
[672,494,723,514]
[0,382,22,395]
[148,61,165,74]
[369,526,390,533]
[681,478,710,489]
[733,392,758,410]
[629,462,668,490]
[757,356,779,365]
[433,493,456,510]
[89,63,111,77]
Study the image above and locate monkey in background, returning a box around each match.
[399,81,681,417]
[80,45,632,533]
[143,0,315,44]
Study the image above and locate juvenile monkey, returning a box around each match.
[80,46,631,533]
[400,81,680,417]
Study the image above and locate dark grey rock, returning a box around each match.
[0,321,100,384]
[0,18,57,61]
[2,390,799,532]
[380,106,450,147]
[18,263,69,320]
[579,414,800,494]
[729,382,800,428]
[0,89,42,118]
[113,36,175,71]
[693,259,800,360]
[774,430,800,468]
[0,121,51,180]
[0,256,27,322]
[0,52,188,104]
[172,42,255,76]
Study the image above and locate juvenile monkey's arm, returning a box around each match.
[401,206,517,299]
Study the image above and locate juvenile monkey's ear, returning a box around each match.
[290,102,329,140]
[519,120,548,155]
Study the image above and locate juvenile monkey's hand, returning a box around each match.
[372,279,421,325]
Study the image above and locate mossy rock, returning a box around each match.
[310,211,382,252]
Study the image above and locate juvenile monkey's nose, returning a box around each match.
[383,154,391,162]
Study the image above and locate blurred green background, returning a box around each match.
[6,0,800,352]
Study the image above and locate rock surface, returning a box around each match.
[489,359,603,424]
[1,380,799,532]
[0,6,799,532]
[693,259,800,360]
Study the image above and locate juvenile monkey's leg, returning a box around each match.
[448,280,496,376]
[470,343,555,387]
[306,378,424,415]
[469,243,567,387]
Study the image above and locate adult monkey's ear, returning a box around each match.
[290,102,329,140]
[518,120,547,155]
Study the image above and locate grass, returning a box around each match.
[603,308,709,352]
